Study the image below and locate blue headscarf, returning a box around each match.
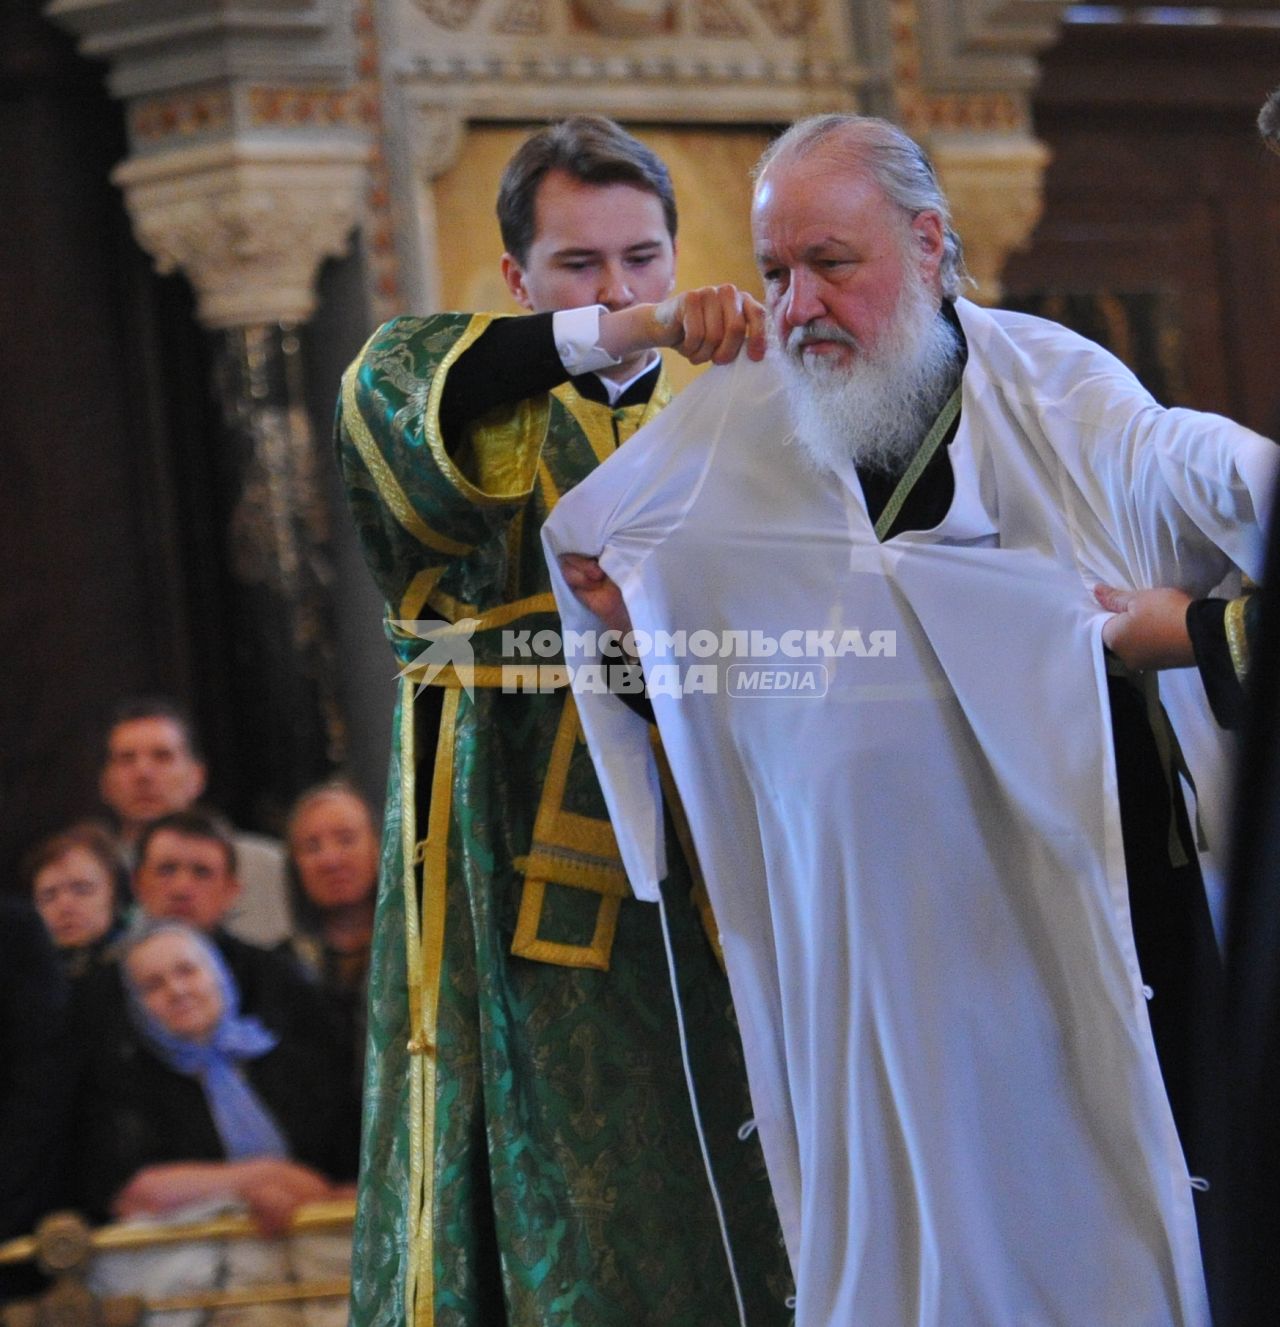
[123,921,289,1161]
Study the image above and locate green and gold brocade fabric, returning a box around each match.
[336,315,792,1327]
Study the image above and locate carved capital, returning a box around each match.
[407,105,466,183]
[929,133,1049,303]
[112,141,370,327]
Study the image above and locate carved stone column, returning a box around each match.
[891,0,1074,302]
[929,134,1052,301]
[47,0,372,821]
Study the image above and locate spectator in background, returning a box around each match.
[24,822,127,981]
[287,781,378,1106]
[72,919,348,1227]
[75,920,353,1327]
[0,898,72,1304]
[99,697,293,947]
[123,811,339,1064]
[71,811,353,1183]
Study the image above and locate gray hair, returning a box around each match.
[753,114,971,300]
[1261,87,1280,156]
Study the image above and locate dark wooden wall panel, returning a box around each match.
[1003,21,1280,436]
[0,2,227,883]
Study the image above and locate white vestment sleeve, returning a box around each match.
[956,300,1278,881]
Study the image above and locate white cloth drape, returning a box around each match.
[543,300,1276,1326]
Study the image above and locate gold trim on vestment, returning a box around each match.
[396,661,569,691]
[416,686,459,1327]
[400,568,446,621]
[555,383,619,468]
[399,681,427,1327]
[341,337,473,559]
[424,590,559,631]
[556,378,670,470]
[536,456,562,517]
[510,695,631,970]
[402,684,460,1327]
[874,385,962,542]
[1226,593,1252,681]
[425,314,550,508]
[511,879,623,971]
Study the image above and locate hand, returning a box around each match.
[601,286,767,369]
[651,285,767,366]
[559,555,633,638]
[1094,584,1195,671]
[111,1159,331,1229]
[236,1160,334,1238]
[112,1167,187,1220]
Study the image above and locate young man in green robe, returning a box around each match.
[334,116,788,1327]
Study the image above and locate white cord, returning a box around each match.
[658,892,749,1327]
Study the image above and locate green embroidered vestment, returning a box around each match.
[335,314,791,1327]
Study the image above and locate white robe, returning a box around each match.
[542,299,1276,1327]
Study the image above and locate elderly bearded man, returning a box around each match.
[336,116,792,1327]
[547,115,1277,1325]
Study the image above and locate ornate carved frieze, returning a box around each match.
[377,0,1079,310]
[43,0,358,99]
[385,0,869,126]
[912,0,1073,95]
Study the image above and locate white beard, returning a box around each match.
[773,272,964,479]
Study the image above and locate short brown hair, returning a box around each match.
[22,821,129,908]
[103,695,203,763]
[497,116,677,265]
[136,808,238,876]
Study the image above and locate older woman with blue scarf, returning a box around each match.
[73,920,351,1236]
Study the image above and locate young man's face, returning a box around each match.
[100,717,207,833]
[134,829,240,933]
[502,169,677,327]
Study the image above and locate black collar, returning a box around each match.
[570,360,661,408]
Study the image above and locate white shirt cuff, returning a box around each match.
[553,305,622,376]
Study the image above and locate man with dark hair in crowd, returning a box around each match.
[336,115,789,1326]
[125,811,330,1056]
[99,698,293,947]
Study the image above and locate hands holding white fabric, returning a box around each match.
[1094,584,1195,671]
[559,556,631,638]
